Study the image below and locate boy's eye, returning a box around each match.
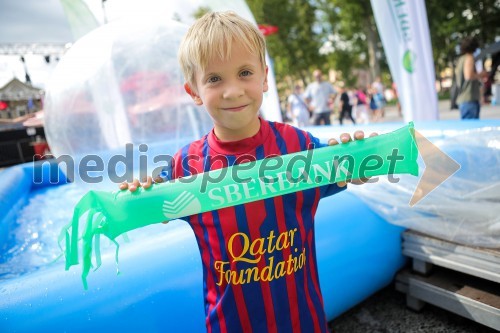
[207,76,221,83]
[240,70,252,77]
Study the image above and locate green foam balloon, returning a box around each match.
[62,122,419,288]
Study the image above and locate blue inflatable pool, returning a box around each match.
[4,119,497,332]
[0,158,406,332]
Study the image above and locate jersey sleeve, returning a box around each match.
[306,132,347,199]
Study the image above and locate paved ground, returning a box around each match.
[327,101,499,333]
[328,285,497,333]
[337,99,500,124]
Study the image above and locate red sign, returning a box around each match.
[258,24,279,36]
[0,101,8,110]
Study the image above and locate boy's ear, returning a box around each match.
[263,66,269,93]
[184,83,203,105]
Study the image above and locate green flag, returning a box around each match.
[60,0,100,40]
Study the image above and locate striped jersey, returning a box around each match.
[161,119,344,332]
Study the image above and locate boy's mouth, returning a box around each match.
[222,104,248,112]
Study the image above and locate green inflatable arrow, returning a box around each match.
[62,122,419,288]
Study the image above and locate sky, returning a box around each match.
[0,0,201,88]
[0,0,74,44]
[0,0,216,45]
[0,0,76,88]
[0,0,257,89]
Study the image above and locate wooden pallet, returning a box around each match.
[396,230,500,331]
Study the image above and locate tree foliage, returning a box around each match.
[247,0,385,89]
[244,0,499,91]
[426,0,500,74]
[315,0,384,86]
[247,0,323,87]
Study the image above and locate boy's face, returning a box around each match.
[185,41,268,141]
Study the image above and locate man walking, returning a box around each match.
[305,69,336,125]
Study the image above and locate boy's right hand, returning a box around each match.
[119,176,163,192]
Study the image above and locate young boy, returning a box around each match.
[121,11,370,332]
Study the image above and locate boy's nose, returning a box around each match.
[222,84,244,99]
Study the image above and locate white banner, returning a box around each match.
[371,0,438,121]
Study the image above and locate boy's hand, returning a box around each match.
[119,176,160,192]
[119,176,169,224]
[327,130,378,187]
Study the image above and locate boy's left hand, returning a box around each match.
[328,130,378,187]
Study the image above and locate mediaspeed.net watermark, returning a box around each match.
[33,142,409,193]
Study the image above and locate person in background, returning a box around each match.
[371,76,386,118]
[287,84,310,127]
[485,52,500,104]
[392,82,402,117]
[455,37,486,119]
[355,87,370,124]
[338,86,356,125]
[368,87,381,122]
[304,69,337,125]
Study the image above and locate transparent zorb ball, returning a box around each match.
[44,17,214,185]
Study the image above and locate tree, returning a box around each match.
[247,0,323,88]
[426,0,500,79]
[315,0,383,85]
[247,0,386,90]
[246,0,500,95]
[192,6,211,19]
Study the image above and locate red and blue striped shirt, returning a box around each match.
[162,119,344,332]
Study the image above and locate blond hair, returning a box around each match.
[178,11,266,89]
